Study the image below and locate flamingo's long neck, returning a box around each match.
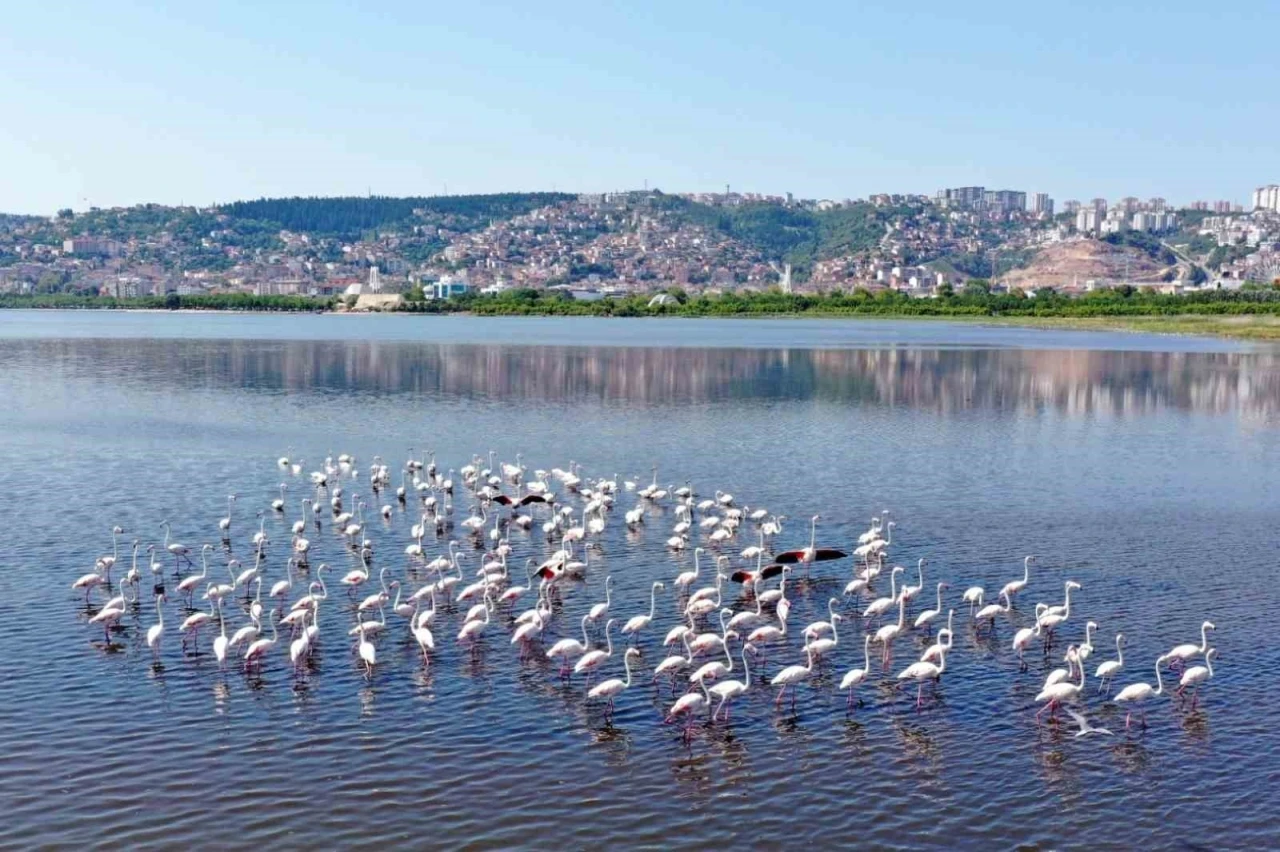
[1116,639,1124,666]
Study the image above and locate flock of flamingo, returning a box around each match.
[73,450,1219,738]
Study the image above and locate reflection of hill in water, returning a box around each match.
[15,339,1280,418]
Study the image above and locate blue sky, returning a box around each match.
[1,1,1275,213]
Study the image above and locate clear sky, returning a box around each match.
[2,1,1275,213]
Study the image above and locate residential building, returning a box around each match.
[983,190,1026,214]
[1029,193,1054,216]
[936,186,986,209]
[1213,200,1233,214]
[1075,208,1100,234]
[1062,200,1081,214]
[1189,200,1210,211]
[1253,185,1280,212]
[62,237,120,256]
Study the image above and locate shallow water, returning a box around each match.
[1,312,1277,849]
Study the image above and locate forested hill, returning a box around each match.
[218,193,574,238]
[654,195,902,276]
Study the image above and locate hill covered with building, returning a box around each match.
[1,187,1277,301]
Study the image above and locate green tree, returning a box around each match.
[56,208,74,220]
[406,283,425,302]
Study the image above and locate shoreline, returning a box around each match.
[5,305,1280,341]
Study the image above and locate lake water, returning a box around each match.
[1,311,1277,849]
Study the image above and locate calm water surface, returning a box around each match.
[1,312,1278,849]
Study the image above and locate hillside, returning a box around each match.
[1002,238,1174,290]
[219,193,572,239]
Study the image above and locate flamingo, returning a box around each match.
[621,581,664,642]
[874,594,908,663]
[586,575,613,625]
[547,614,593,675]
[1177,648,1217,709]
[1164,621,1215,670]
[899,558,926,604]
[674,547,704,593]
[229,612,261,651]
[665,680,712,740]
[161,520,191,569]
[1114,655,1167,730]
[1078,620,1098,663]
[914,582,948,631]
[145,593,165,655]
[803,597,842,640]
[72,567,106,602]
[974,590,1011,629]
[357,613,377,675]
[88,599,125,643]
[690,630,738,685]
[1094,633,1125,694]
[805,613,841,660]
[921,621,953,665]
[457,593,492,644]
[773,514,847,573]
[179,589,216,650]
[588,648,641,720]
[898,646,947,709]
[213,601,230,665]
[840,634,873,709]
[1034,646,1086,721]
[653,633,695,690]
[770,644,816,709]
[961,585,985,615]
[271,483,287,512]
[709,643,753,721]
[999,556,1034,601]
[863,566,905,620]
[243,611,279,669]
[1011,605,1047,667]
[218,495,236,534]
[574,618,617,680]
[727,577,767,631]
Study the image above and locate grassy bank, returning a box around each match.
[6,288,1280,340]
[975,313,1280,341]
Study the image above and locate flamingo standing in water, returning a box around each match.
[839,635,873,709]
[1164,621,1215,671]
[587,648,641,721]
[1094,633,1125,694]
[999,556,1034,602]
[1114,655,1167,730]
[709,643,753,721]
[1177,648,1217,709]
[771,644,816,710]
[898,646,947,710]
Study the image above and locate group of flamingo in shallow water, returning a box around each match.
[73,449,1219,737]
